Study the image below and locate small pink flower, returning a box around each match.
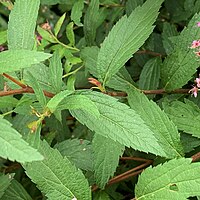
[195,51,200,56]
[191,40,200,48]
[189,86,198,97]
[196,77,200,88]
[197,22,200,27]
[37,34,42,42]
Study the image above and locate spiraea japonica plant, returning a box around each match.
[1,0,200,199]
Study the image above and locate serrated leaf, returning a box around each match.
[161,13,200,90]
[0,174,12,198]
[71,0,84,26]
[1,179,32,200]
[0,50,51,73]
[47,90,73,113]
[24,140,91,200]
[127,89,183,159]
[54,13,66,37]
[84,0,100,46]
[48,51,63,93]
[135,158,200,200]
[66,22,75,46]
[58,94,100,117]
[139,57,161,99]
[70,91,166,157]
[55,139,93,171]
[0,117,43,163]
[97,0,163,85]
[93,134,124,189]
[26,72,46,108]
[163,99,200,138]
[0,30,7,45]
[8,0,40,50]
[0,96,18,109]
[126,0,144,16]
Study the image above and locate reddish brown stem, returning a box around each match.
[191,152,200,162]
[120,156,152,163]
[136,50,164,57]
[3,73,27,88]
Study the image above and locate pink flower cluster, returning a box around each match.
[190,22,200,55]
[189,77,200,97]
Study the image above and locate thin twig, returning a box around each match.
[120,156,152,163]
[3,73,27,88]
[136,50,165,57]
[191,152,200,162]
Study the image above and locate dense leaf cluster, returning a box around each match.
[1,0,200,199]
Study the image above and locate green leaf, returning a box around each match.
[47,90,73,113]
[163,99,200,138]
[48,51,63,93]
[0,96,18,109]
[181,133,200,153]
[0,117,43,163]
[127,89,183,159]
[54,13,66,37]
[97,0,163,85]
[94,191,111,200]
[0,50,51,73]
[135,158,200,199]
[71,0,84,26]
[84,0,100,46]
[37,26,57,43]
[24,140,91,200]
[7,0,40,50]
[93,134,124,189]
[70,91,166,157]
[126,0,144,16]
[0,30,7,45]
[55,139,93,171]
[26,72,46,108]
[139,57,161,99]
[81,46,99,77]
[66,22,75,46]
[0,174,12,198]
[58,94,100,117]
[1,179,32,200]
[161,13,200,90]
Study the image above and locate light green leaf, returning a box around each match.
[24,140,91,200]
[70,91,166,157]
[163,99,200,138]
[37,26,57,43]
[135,158,200,200]
[48,51,63,93]
[8,0,40,50]
[26,72,46,108]
[54,13,66,37]
[97,0,163,85]
[0,30,7,45]
[71,0,84,26]
[66,22,75,46]
[47,90,74,113]
[127,89,183,159]
[0,174,12,198]
[84,0,100,46]
[161,13,200,90]
[139,57,161,99]
[126,0,144,16]
[0,50,51,73]
[0,96,18,109]
[1,179,32,200]
[93,134,124,189]
[58,94,100,117]
[55,139,93,171]
[0,117,43,163]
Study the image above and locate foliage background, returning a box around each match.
[1,0,200,199]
